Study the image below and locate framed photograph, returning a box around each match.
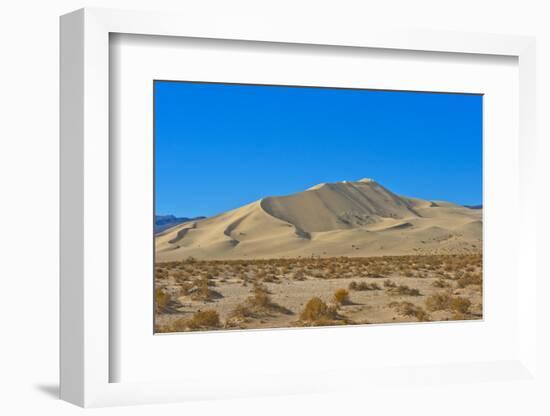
[153,81,483,333]
[60,8,538,408]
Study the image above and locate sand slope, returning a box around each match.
[156,179,482,261]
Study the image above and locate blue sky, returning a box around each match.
[155,81,482,218]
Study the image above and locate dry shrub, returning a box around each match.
[450,297,472,314]
[389,301,430,322]
[299,297,338,323]
[263,273,279,283]
[425,292,471,315]
[249,283,272,308]
[457,272,482,288]
[155,268,168,279]
[349,281,381,291]
[229,283,292,322]
[188,277,222,301]
[169,310,221,332]
[333,288,350,305]
[388,284,421,296]
[187,310,221,329]
[293,270,306,281]
[432,278,450,288]
[425,292,451,311]
[155,288,170,313]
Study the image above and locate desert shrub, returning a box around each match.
[155,288,170,313]
[293,270,305,281]
[333,288,350,305]
[300,297,338,322]
[263,273,279,283]
[457,272,482,288]
[425,292,452,311]
[450,297,472,314]
[253,281,270,295]
[187,310,221,329]
[230,283,292,321]
[349,281,381,291]
[188,277,222,301]
[155,268,168,279]
[249,283,272,308]
[196,277,210,296]
[155,323,172,333]
[432,278,450,288]
[383,279,397,288]
[170,310,221,331]
[389,301,430,322]
[230,303,256,320]
[425,292,471,314]
[389,284,421,296]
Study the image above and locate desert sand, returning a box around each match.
[156,179,482,261]
[155,179,482,333]
[155,255,482,332]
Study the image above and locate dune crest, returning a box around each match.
[156,179,482,261]
[260,179,420,233]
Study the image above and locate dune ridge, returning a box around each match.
[155,179,482,261]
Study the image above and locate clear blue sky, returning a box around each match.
[155,81,482,218]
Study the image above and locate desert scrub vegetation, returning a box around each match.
[187,277,222,301]
[349,281,381,291]
[425,291,472,319]
[228,282,292,325]
[296,297,350,326]
[160,310,221,332]
[155,253,482,285]
[383,279,397,288]
[388,301,430,322]
[387,284,421,297]
[154,253,481,331]
[155,288,171,313]
[432,278,451,288]
[456,272,482,288]
[333,288,351,305]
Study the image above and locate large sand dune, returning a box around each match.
[155,179,482,261]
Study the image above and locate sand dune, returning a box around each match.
[155,179,482,261]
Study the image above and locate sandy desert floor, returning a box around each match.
[155,254,482,333]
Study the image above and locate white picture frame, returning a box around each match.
[60,7,538,408]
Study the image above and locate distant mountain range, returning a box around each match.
[155,215,206,234]
[464,205,482,210]
[155,178,482,261]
